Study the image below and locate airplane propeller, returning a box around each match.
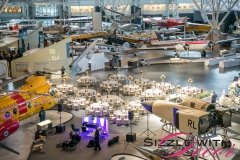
[208,41,214,50]
[182,43,190,56]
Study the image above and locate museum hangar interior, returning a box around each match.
[0,0,240,160]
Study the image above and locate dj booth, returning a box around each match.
[82,117,108,134]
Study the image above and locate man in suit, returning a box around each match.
[93,126,101,151]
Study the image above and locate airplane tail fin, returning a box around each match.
[150,30,160,45]
[134,9,141,16]
[182,16,188,24]
[111,22,119,28]
[13,24,19,31]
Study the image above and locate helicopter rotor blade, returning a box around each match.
[1,90,51,96]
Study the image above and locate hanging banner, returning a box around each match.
[39,31,44,43]
[19,28,23,39]
[22,28,28,39]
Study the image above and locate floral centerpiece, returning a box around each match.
[228,82,238,109]
[160,75,165,82]
[188,78,193,86]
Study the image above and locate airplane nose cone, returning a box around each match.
[141,100,155,113]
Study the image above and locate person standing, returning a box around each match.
[93,126,101,151]
[210,91,218,103]
[61,66,65,78]
[39,107,46,122]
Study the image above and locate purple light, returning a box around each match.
[81,116,108,134]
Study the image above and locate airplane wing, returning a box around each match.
[69,40,98,78]
[43,31,60,34]
[214,38,240,44]
[0,30,18,33]
[137,46,175,51]
[102,7,125,16]
[187,22,211,26]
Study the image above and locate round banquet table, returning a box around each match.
[67,97,86,105]
[101,80,119,88]
[134,78,151,86]
[156,82,172,89]
[57,83,73,92]
[109,74,127,81]
[89,102,109,116]
[123,84,141,92]
[78,89,97,97]
[144,88,163,97]
[127,101,143,111]
[181,86,200,94]
[77,76,97,85]
[101,95,122,104]
[113,110,130,125]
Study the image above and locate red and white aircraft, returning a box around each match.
[0,24,19,34]
[138,31,240,57]
[143,17,187,28]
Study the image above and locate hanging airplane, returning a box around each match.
[0,24,19,34]
[102,9,141,23]
[137,31,240,57]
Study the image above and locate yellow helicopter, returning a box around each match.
[0,71,60,153]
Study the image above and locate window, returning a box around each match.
[35,5,58,17]
[5,112,10,118]
[13,108,18,114]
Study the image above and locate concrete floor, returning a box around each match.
[1,55,240,160]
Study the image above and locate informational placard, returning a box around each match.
[34,61,68,71]
[39,31,44,43]
[15,62,29,72]
[92,12,102,30]
[22,28,28,39]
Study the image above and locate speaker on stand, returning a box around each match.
[56,101,65,133]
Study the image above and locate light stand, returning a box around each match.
[56,100,65,133]
[139,110,156,138]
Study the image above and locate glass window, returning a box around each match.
[35,6,58,17]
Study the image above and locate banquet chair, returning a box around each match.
[89,107,95,116]
[139,105,144,115]
[116,115,122,126]
[123,88,128,95]
[193,90,197,98]
[85,107,90,115]
[80,101,86,109]
[73,102,79,111]
[102,107,108,116]
[95,108,101,117]
[110,114,116,123]
[134,113,140,122]
[108,107,113,114]
[67,103,72,110]
[124,115,130,125]
[71,124,80,134]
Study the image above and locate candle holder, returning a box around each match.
[86,81,90,92]
[188,78,193,86]
[160,75,165,82]
[107,87,111,96]
[117,67,121,75]
[86,69,89,77]
[128,76,133,85]
[108,72,112,80]
[139,70,143,79]
[176,85,181,94]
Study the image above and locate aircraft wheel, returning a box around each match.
[221,140,227,149]
[174,53,180,58]
[201,51,206,57]
[134,54,136,56]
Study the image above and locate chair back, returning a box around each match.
[71,124,75,131]
[82,127,87,132]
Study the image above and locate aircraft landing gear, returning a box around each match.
[201,51,206,57]
[221,137,232,149]
[134,54,136,56]
[174,53,180,58]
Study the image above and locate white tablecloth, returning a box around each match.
[78,89,97,97]
[109,74,127,81]
[156,82,173,89]
[77,76,97,83]
[181,86,200,93]
[101,80,119,88]
[57,84,73,92]
[128,101,143,110]
[219,59,240,68]
[144,89,163,97]
[205,54,240,65]
[123,84,141,92]
[134,78,151,85]
[67,97,86,105]
[90,102,109,116]
[101,95,122,103]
